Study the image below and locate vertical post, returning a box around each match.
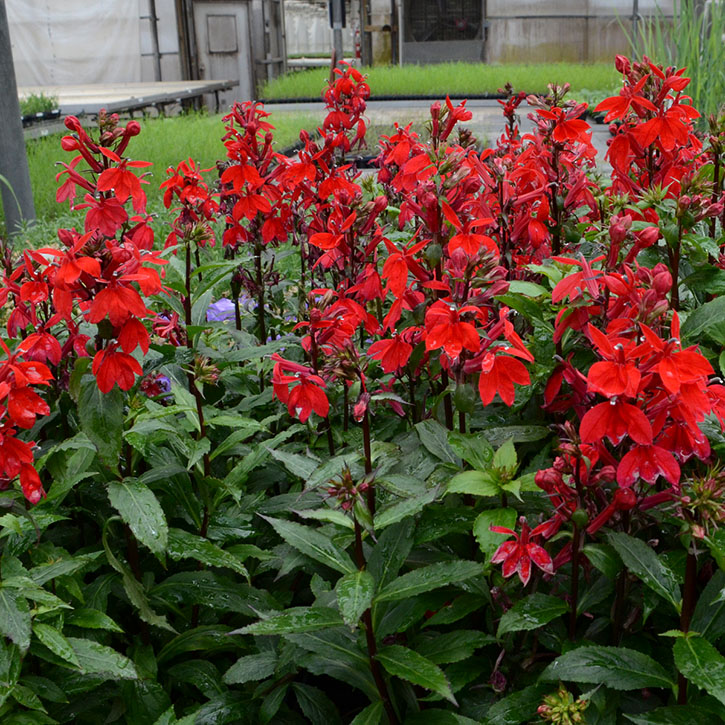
[0,0,35,233]
[632,0,640,58]
[331,0,344,64]
[148,0,162,81]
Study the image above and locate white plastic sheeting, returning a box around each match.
[7,0,142,86]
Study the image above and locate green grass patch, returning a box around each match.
[261,62,621,100]
[7,110,317,233]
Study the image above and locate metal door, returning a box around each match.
[193,1,255,108]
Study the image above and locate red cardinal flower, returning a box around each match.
[271,355,329,423]
[617,444,681,488]
[490,517,554,586]
[425,301,481,360]
[92,345,143,393]
[580,399,653,446]
[368,334,413,373]
[478,352,530,407]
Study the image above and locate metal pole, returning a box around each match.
[632,0,640,58]
[332,0,344,64]
[0,0,35,233]
[148,0,162,81]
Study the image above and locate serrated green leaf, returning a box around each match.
[483,425,549,447]
[11,682,46,712]
[541,645,674,690]
[32,623,79,668]
[691,571,725,642]
[78,376,124,469]
[349,702,383,725]
[377,644,456,704]
[625,705,720,724]
[168,659,224,698]
[492,439,517,473]
[414,630,494,664]
[336,571,375,628]
[261,516,356,575]
[65,609,123,633]
[0,588,31,650]
[416,420,460,464]
[374,487,439,529]
[681,296,725,345]
[107,479,168,556]
[293,682,342,724]
[473,508,517,560]
[236,607,344,635]
[223,652,277,684]
[483,683,550,725]
[608,532,681,612]
[375,560,483,603]
[497,594,567,637]
[167,528,248,578]
[67,638,138,679]
[673,635,725,705]
[447,470,500,497]
[368,519,415,590]
[447,431,494,470]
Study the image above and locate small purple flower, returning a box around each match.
[206,298,237,322]
[157,375,172,394]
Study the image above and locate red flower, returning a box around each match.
[19,463,45,504]
[586,324,641,398]
[617,444,680,488]
[579,400,653,446]
[271,355,329,423]
[7,387,51,429]
[92,345,143,393]
[490,517,554,586]
[368,334,413,373]
[87,283,147,327]
[425,301,481,360]
[478,352,530,407]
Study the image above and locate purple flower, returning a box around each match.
[206,298,236,322]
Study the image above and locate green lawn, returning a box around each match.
[261,62,620,100]
[2,110,315,235]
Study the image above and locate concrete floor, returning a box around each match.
[265,98,613,168]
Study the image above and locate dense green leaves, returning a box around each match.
[236,607,345,635]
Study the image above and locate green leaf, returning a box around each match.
[541,645,674,690]
[349,702,383,725]
[293,682,342,724]
[608,532,681,612]
[156,625,238,666]
[67,638,138,679]
[32,623,79,668]
[336,571,375,628]
[691,571,725,642]
[11,682,46,712]
[483,683,550,725]
[78,376,124,469]
[497,594,567,637]
[65,609,123,633]
[375,560,484,603]
[368,519,415,590]
[261,516,356,575]
[0,588,31,651]
[223,652,277,685]
[682,266,725,295]
[447,431,494,470]
[506,280,550,297]
[673,635,725,705]
[483,425,549,447]
[447,470,500,497]
[236,607,344,635]
[377,644,456,704]
[681,296,725,345]
[416,420,460,464]
[168,660,224,698]
[492,439,517,474]
[374,487,439,529]
[414,630,494,664]
[107,478,168,557]
[167,528,248,578]
[625,705,721,724]
[582,543,622,580]
[473,508,517,560]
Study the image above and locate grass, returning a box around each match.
[261,62,621,100]
[3,110,317,236]
[627,0,725,120]
[20,93,59,116]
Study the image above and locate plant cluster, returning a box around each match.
[1,57,725,724]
